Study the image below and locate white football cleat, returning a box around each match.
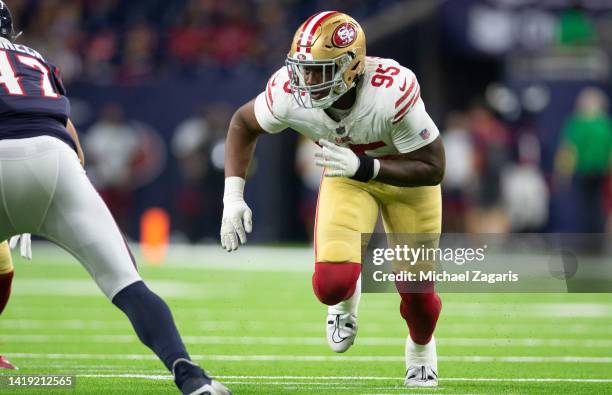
[326,313,358,353]
[404,336,438,387]
[404,365,438,387]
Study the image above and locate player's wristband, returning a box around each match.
[223,176,245,203]
[351,156,379,182]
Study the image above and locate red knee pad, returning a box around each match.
[0,271,14,315]
[312,262,360,305]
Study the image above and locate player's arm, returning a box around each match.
[66,119,85,166]
[221,68,290,252]
[316,137,444,187]
[375,137,444,187]
[47,66,83,165]
[225,100,266,178]
[221,85,288,252]
[221,100,263,252]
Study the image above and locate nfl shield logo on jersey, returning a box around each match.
[419,128,430,140]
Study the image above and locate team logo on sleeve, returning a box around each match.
[419,128,430,140]
[332,23,357,48]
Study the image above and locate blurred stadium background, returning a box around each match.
[9,0,612,244]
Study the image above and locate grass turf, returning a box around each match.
[1,246,611,394]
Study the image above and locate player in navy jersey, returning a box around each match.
[0,2,231,393]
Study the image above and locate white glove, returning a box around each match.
[9,233,32,260]
[220,177,253,252]
[315,139,380,179]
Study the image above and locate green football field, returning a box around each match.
[1,245,611,394]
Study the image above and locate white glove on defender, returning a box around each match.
[315,139,380,179]
[9,233,32,259]
[220,177,252,252]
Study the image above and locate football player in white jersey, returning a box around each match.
[221,11,444,386]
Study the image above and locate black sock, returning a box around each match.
[112,281,190,371]
[173,359,209,390]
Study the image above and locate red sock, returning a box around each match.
[0,271,14,314]
[312,262,360,305]
[398,291,442,345]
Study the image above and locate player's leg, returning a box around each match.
[0,137,229,395]
[0,241,17,369]
[0,241,14,315]
[379,184,442,386]
[314,176,379,352]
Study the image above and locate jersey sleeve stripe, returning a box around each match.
[266,81,273,107]
[392,87,420,124]
[395,77,416,108]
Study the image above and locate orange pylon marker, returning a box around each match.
[140,207,170,265]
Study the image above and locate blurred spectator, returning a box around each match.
[465,103,512,233]
[172,105,211,242]
[253,0,290,67]
[606,178,612,233]
[167,0,214,65]
[501,133,549,232]
[85,103,140,229]
[201,102,233,236]
[28,0,83,83]
[171,103,230,242]
[209,1,258,66]
[116,23,158,83]
[557,2,597,46]
[82,30,117,84]
[555,87,612,233]
[168,0,258,69]
[441,112,476,232]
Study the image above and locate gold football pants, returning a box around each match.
[315,176,441,264]
[0,241,13,274]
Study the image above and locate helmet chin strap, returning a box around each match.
[311,85,346,109]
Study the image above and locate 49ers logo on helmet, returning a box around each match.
[332,23,357,48]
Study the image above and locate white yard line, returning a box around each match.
[12,279,241,299]
[3,334,612,348]
[8,287,612,315]
[16,244,315,272]
[2,319,612,336]
[0,319,237,331]
[8,353,612,363]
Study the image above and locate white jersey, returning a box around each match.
[254,57,439,158]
